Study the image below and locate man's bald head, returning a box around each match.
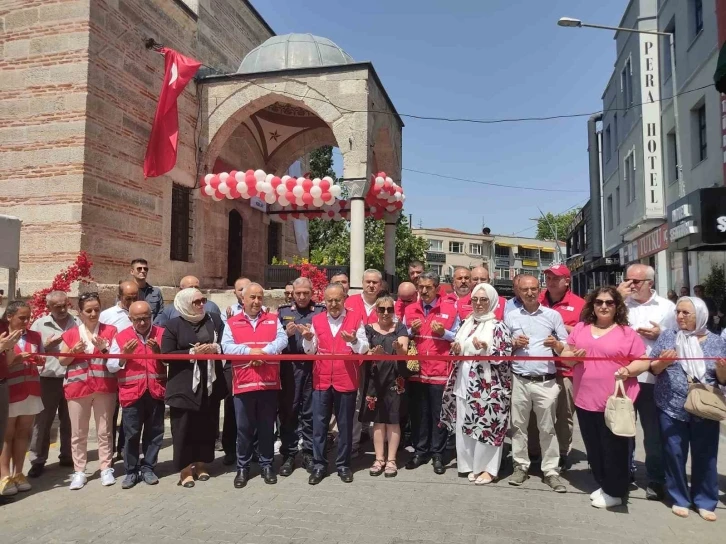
[128,301,152,335]
[470,266,491,286]
[118,281,139,310]
[397,282,417,302]
[179,275,200,289]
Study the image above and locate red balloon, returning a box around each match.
[371,185,382,196]
[383,179,393,189]
[321,191,331,202]
[302,178,313,191]
[302,193,314,206]
[292,212,300,219]
[327,210,335,218]
[377,171,386,179]
[229,170,238,180]
[245,169,254,176]
[229,187,241,199]
[209,176,220,189]
[245,173,256,185]
[271,176,282,188]
[285,178,296,191]
[279,213,288,221]
[214,190,225,200]
[285,191,295,202]
[319,179,330,192]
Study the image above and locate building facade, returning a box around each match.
[412,227,565,284]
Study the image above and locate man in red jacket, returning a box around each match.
[107,301,166,489]
[444,267,473,320]
[301,283,369,485]
[403,271,459,475]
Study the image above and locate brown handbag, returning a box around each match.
[684,377,726,421]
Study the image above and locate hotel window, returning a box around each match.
[613,114,618,149]
[621,58,633,110]
[604,125,611,162]
[170,184,193,262]
[428,239,443,251]
[663,19,675,80]
[624,152,636,203]
[615,187,621,225]
[694,104,707,163]
[667,131,679,184]
[495,244,510,258]
[469,243,482,255]
[693,0,703,36]
[607,195,614,232]
[449,241,463,254]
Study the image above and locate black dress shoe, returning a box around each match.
[405,455,430,470]
[233,469,250,489]
[337,467,354,483]
[58,458,74,468]
[432,456,446,475]
[279,456,295,477]
[308,467,326,485]
[222,453,236,466]
[28,464,45,478]
[645,482,664,501]
[262,466,277,485]
[302,454,314,473]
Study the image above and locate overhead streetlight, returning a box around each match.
[557,16,685,198]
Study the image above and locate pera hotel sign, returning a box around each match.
[640,36,664,218]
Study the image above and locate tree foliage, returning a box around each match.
[703,264,726,309]
[535,210,579,241]
[305,146,427,281]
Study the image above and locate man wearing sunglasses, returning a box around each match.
[130,259,164,320]
[617,264,676,501]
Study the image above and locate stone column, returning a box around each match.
[342,178,369,291]
[383,211,399,281]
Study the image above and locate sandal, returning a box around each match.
[369,459,385,477]
[384,460,398,478]
[475,472,493,485]
[671,506,689,518]
[468,472,481,482]
[698,509,717,522]
[177,466,195,488]
[194,463,210,482]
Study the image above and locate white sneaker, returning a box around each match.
[591,490,623,509]
[69,471,87,490]
[590,488,603,501]
[100,468,116,486]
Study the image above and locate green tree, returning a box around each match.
[703,264,726,309]
[536,210,579,241]
[307,146,346,253]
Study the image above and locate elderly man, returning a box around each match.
[153,275,221,326]
[504,273,526,315]
[223,277,251,324]
[617,264,675,500]
[107,301,166,489]
[302,284,369,485]
[504,275,568,493]
[100,281,139,330]
[346,269,382,324]
[470,265,506,319]
[27,291,77,477]
[403,271,459,475]
[277,277,325,475]
[130,258,164,319]
[394,281,417,321]
[444,267,473,320]
[330,273,350,297]
[222,283,288,488]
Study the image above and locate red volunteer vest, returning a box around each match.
[539,290,585,377]
[0,321,8,381]
[61,324,118,400]
[312,311,363,393]
[345,294,378,325]
[444,293,473,321]
[227,311,281,394]
[8,330,43,404]
[114,325,166,407]
[404,298,457,385]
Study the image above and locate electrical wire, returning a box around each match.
[402,168,588,193]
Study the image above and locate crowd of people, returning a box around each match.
[0,258,724,521]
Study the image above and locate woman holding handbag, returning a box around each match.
[649,296,726,522]
[560,286,647,509]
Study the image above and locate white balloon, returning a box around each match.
[237,182,248,194]
[254,169,266,182]
[312,198,324,207]
[296,177,305,186]
[325,196,336,206]
[281,175,290,184]
[386,177,393,185]
[386,204,396,212]
[295,197,305,207]
[255,181,265,192]
[276,184,287,196]
[310,186,322,198]
[265,173,274,184]
[401,194,406,202]
[370,206,377,214]
[203,185,215,196]
[329,184,342,197]
[278,196,290,207]
[312,178,321,186]
[219,172,229,183]
[225,190,236,200]
[333,212,342,221]
[260,182,272,194]
[264,192,276,204]
[292,186,304,197]
[394,192,402,201]
[219,183,230,195]
[211,194,222,202]
[234,171,244,183]
[204,173,214,184]
[375,176,385,187]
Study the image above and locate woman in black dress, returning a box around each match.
[161,288,225,488]
[359,294,409,477]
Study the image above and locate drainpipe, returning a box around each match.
[588,113,604,261]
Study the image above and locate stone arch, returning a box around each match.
[265,127,339,175]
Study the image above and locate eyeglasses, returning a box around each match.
[471,297,489,304]
[675,310,693,317]
[377,307,394,314]
[130,316,151,323]
[135,267,149,272]
[191,298,207,305]
[593,299,616,307]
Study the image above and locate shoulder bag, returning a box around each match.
[604,380,636,437]
[684,376,726,421]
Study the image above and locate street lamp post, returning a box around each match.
[558,17,684,198]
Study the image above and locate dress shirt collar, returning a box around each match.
[327,309,347,322]
[519,303,542,316]
[626,290,658,308]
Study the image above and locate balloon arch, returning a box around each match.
[200,170,405,221]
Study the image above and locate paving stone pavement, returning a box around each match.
[1,418,724,544]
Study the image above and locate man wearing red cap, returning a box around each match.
[533,264,585,471]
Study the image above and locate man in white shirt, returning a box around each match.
[28,291,78,477]
[99,281,138,330]
[223,277,251,324]
[617,263,675,501]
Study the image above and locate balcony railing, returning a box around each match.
[426,251,446,263]
[264,265,349,289]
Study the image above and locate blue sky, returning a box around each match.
[256,0,627,237]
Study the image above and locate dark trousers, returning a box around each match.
[112,398,125,455]
[408,381,447,458]
[577,407,631,498]
[234,390,277,469]
[30,377,72,466]
[279,362,313,458]
[222,396,237,455]
[312,387,356,470]
[631,382,665,483]
[658,409,720,511]
[122,391,165,474]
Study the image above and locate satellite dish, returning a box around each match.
[482,227,491,235]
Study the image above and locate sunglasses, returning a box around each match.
[471,297,489,304]
[135,266,149,272]
[191,298,207,305]
[377,307,395,314]
[593,299,616,307]
[625,278,648,285]
[78,292,100,302]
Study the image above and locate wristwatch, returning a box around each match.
[101,348,109,354]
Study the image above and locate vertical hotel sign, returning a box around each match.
[640,34,664,217]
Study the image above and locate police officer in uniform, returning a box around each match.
[277,277,325,475]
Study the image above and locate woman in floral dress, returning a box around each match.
[440,283,513,485]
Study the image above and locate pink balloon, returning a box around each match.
[302,178,313,191]
[371,185,382,196]
[229,170,238,180]
[285,191,295,203]
[246,169,254,176]
[383,179,393,189]
[245,173,256,185]
[214,190,225,200]
[291,212,300,219]
[319,179,330,192]
[377,171,386,179]
[209,176,220,189]
[285,178,296,191]
[327,211,335,218]
[321,191,331,202]
[271,176,282,188]
[302,193,314,206]
[279,213,288,221]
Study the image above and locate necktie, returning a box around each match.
[424,304,432,317]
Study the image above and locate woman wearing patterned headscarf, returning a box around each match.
[440,283,513,485]
[162,288,225,488]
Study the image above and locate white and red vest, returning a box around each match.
[312,311,363,393]
[227,310,281,394]
[61,324,118,400]
[404,298,457,385]
[444,292,473,321]
[8,330,43,404]
[345,293,378,325]
[114,325,166,408]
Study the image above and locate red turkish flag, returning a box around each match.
[143,47,201,178]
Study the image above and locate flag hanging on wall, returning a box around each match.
[143,47,201,178]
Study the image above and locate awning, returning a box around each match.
[495,242,513,247]
[540,247,555,253]
[519,244,540,250]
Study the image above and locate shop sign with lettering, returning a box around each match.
[636,224,669,259]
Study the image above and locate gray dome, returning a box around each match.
[237,33,354,74]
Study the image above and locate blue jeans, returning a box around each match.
[233,390,277,469]
[122,391,165,474]
[658,409,720,512]
[312,387,356,470]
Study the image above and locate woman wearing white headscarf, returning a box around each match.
[649,296,726,521]
[440,283,513,485]
[162,288,225,488]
